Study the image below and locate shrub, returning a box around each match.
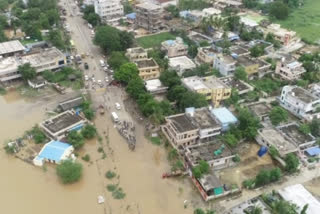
[105,170,117,179]
[81,154,90,162]
[56,160,83,184]
[81,124,97,139]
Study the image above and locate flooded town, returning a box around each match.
[1,0,320,213]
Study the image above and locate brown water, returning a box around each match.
[0,92,196,214]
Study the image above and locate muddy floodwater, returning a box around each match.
[0,91,197,214]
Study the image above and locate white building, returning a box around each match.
[0,47,66,83]
[279,86,320,121]
[213,54,236,76]
[169,56,196,76]
[94,0,123,25]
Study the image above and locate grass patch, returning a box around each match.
[148,136,162,145]
[276,0,320,43]
[136,32,176,48]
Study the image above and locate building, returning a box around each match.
[225,197,271,214]
[40,110,87,140]
[168,56,196,76]
[33,140,74,166]
[230,45,250,57]
[161,107,222,150]
[125,47,148,62]
[27,76,47,89]
[94,0,124,25]
[161,37,188,58]
[196,46,220,64]
[211,107,238,131]
[185,141,235,170]
[202,7,221,17]
[145,79,168,94]
[278,184,320,214]
[136,58,161,80]
[188,31,214,46]
[135,3,162,32]
[247,102,271,121]
[219,76,254,95]
[264,24,298,46]
[309,83,320,98]
[0,47,66,83]
[256,122,316,157]
[275,56,306,81]
[0,40,25,58]
[213,54,236,76]
[179,10,203,22]
[182,76,231,107]
[237,55,271,79]
[58,96,84,112]
[279,86,320,121]
[213,0,243,9]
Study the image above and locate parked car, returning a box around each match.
[84,75,89,81]
[115,102,121,110]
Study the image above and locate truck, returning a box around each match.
[111,112,119,122]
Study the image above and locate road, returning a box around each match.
[61,0,133,122]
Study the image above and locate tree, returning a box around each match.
[29,126,46,144]
[67,130,85,149]
[250,45,265,57]
[18,63,36,81]
[285,153,299,173]
[56,160,83,184]
[269,167,282,182]
[114,63,139,84]
[81,124,97,139]
[178,91,207,110]
[270,2,289,20]
[310,119,320,137]
[226,15,240,31]
[159,70,181,88]
[192,160,210,179]
[234,66,247,81]
[300,204,309,214]
[148,49,168,69]
[255,169,270,187]
[165,5,179,18]
[243,0,259,9]
[48,30,65,50]
[237,107,260,139]
[167,85,186,102]
[188,44,198,58]
[126,77,145,99]
[271,199,299,214]
[269,106,288,125]
[299,124,310,135]
[108,51,129,70]
[223,132,238,147]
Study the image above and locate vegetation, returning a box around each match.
[28,126,47,144]
[165,5,179,18]
[114,63,139,84]
[94,25,134,54]
[81,154,90,162]
[18,63,37,81]
[149,137,162,145]
[106,184,126,199]
[250,45,265,57]
[67,130,85,149]
[276,0,320,43]
[309,119,320,137]
[182,64,211,77]
[194,208,215,214]
[244,167,282,189]
[56,160,83,184]
[234,66,247,81]
[178,0,209,10]
[192,160,210,179]
[269,106,288,125]
[270,1,289,20]
[148,49,169,69]
[42,67,83,90]
[81,124,97,139]
[105,171,117,179]
[136,32,176,48]
[108,51,129,70]
[269,145,280,159]
[270,199,301,214]
[285,153,299,173]
[83,5,100,27]
[81,100,95,120]
[252,77,282,94]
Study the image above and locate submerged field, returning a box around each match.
[277,0,320,44]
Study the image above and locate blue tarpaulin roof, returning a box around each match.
[306,147,320,156]
[211,107,238,124]
[37,141,72,162]
[126,13,136,19]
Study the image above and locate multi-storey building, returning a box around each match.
[136,58,161,80]
[135,2,162,32]
[125,47,148,62]
[275,56,306,81]
[161,37,188,58]
[279,85,320,121]
[213,54,236,76]
[182,76,231,107]
[94,0,123,25]
[0,40,25,58]
[0,47,66,83]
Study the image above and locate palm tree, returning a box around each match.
[248,206,262,214]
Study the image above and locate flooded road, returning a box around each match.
[0,91,196,214]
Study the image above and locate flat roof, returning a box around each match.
[167,114,198,133]
[290,87,318,103]
[136,58,158,68]
[237,55,258,67]
[219,76,253,93]
[279,184,320,214]
[0,40,25,55]
[37,141,72,162]
[169,56,196,70]
[136,2,161,10]
[230,46,249,56]
[145,79,167,92]
[127,47,146,54]
[247,102,271,117]
[278,123,315,146]
[199,171,222,191]
[227,197,271,214]
[58,96,84,111]
[211,107,237,125]
[258,127,297,156]
[42,111,84,134]
[191,107,221,129]
[186,141,233,165]
[182,76,229,91]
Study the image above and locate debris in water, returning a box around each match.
[97,195,105,204]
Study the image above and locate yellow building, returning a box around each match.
[182,76,231,107]
[136,58,161,80]
[237,55,271,79]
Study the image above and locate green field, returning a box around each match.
[277,0,320,43]
[136,32,176,48]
